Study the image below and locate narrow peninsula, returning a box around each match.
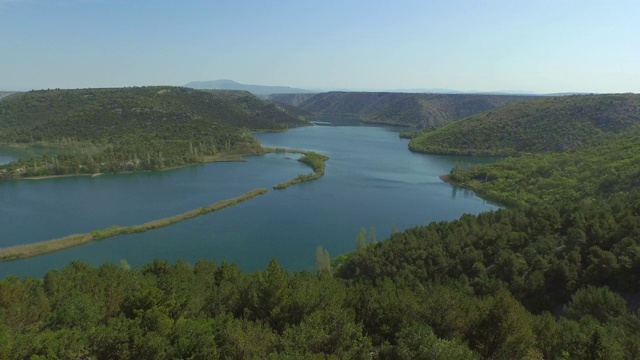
[271,149,328,189]
[0,189,268,261]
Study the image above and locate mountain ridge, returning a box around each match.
[271,92,542,127]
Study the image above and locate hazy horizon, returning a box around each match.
[2,0,639,94]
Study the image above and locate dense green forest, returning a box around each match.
[0,87,307,179]
[269,92,539,127]
[447,130,640,207]
[409,94,640,156]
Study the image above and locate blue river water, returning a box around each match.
[0,126,498,278]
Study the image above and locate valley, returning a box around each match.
[2,87,640,359]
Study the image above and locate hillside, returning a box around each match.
[271,91,540,127]
[0,87,308,179]
[445,130,640,207]
[409,93,640,156]
[184,79,315,96]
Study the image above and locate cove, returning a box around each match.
[0,126,499,278]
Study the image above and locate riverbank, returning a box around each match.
[11,147,263,181]
[439,174,509,208]
[0,188,268,261]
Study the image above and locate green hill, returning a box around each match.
[271,91,540,127]
[0,87,307,179]
[445,130,640,207]
[409,93,640,156]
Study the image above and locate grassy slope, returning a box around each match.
[409,93,640,156]
[281,91,540,127]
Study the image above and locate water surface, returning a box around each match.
[0,126,498,277]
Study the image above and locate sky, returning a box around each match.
[1,0,639,93]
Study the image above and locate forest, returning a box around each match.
[0,87,307,179]
[409,94,640,156]
[2,92,640,358]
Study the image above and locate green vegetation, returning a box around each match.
[0,87,307,179]
[0,189,267,261]
[4,166,640,359]
[447,130,640,207]
[273,151,328,189]
[337,190,640,311]
[271,91,539,127]
[410,94,640,156]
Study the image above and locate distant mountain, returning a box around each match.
[184,79,315,96]
[409,93,640,156]
[271,92,541,127]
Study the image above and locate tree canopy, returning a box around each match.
[409,94,640,156]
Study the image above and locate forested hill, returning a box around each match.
[0,87,307,178]
[0,87,305,137]
[447,130,640,207]
[269,91,540,127]
[409,93,640,156]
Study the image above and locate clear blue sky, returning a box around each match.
[1,0,639,93]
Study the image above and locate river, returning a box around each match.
[0,126,498,278]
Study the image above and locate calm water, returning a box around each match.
[0,126,498,278]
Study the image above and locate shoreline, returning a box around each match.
[0,188,268,261]
[0,146,330,261]
[439,174,510,208]
[5,144,317,181]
